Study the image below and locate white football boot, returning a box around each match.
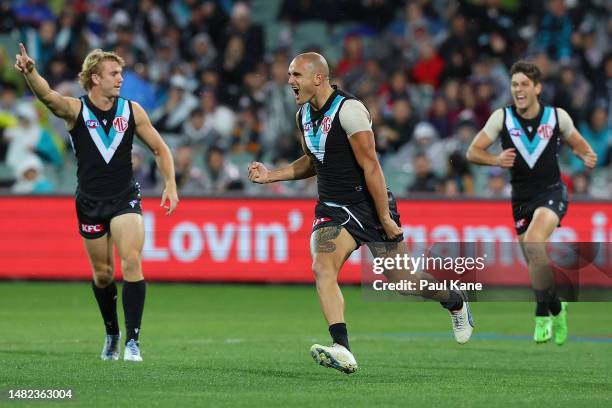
[449,291,474,344]
[123,339,143,362]
[100,333,121,361]
[310,343,358,374]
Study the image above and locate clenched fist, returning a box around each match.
[248,162,270,184]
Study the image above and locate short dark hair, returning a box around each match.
[509,61,542,84]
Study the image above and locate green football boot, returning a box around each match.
[552,302,569,346]
[534,316,552,343]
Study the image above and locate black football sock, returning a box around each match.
[329,323,350,351]
[122,280,146,343]
[534,290,550,316]
[548,295,562,316]
[440,290,463,311]
[92,281,119,335]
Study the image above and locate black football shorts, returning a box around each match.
[512,182,568,235]
[312,191,402,246]
[75,182,142,239]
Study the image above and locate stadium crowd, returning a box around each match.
[0,0,610,198]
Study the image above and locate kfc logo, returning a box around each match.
[86,119,99,129]
[537,124,553,140]
[321,116,332,133]
[113,116,128,132]
[81,223,104,233]
[313,217,332,227]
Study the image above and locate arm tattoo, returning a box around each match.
[313,226,342,253]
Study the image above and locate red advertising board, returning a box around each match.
[0,197,610,284]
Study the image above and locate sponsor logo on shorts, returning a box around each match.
[537,124,553,140]
[313,217,332,227]
[81,223,104,233]
[86,119,99,129]
[515,218,527,229]
[509,128,522,137]
[113,116,129,132]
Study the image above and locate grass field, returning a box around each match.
[0,282,611,407]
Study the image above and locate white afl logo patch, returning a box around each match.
[321,116,332,133]
[509,128,522,137]
[86,119,99,128]
[113,116,128,132]
[537,124,553,140]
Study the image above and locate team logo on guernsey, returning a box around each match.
[301,95,345,163]
[86,119,99,129]
[113,116,129,132]
[81,97,131,164]
[504,106,557,169]
[537,124,553,140]
[321,116,332,133]
[509,128,521,137]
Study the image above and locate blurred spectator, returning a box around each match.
[14,0,54,27]
[553,62,590,122]
[11,154,54,194]
[0,84,18,160]
[120,64,158,112]
[380,70,415,117]
[335,35,364,77]
[174,143,207,194]
[439,177,460,197]
[182,108,220,148]
[131,145,157,191]
[568,103,610,172]
[428,95,452,138]
[570,171,591,197]
[411,40,445,89]
[0,0,18,33]
[447,151,474,195]
[218,35,250,91]
[224,2,264,66]
[483,167,511,198]
[439,13,473,61]
[190,33,218,72]
[408,153,439,193]
[378,98,417,154]
[233,107,263,154]
[346,58,386,98]
[409,121,446,176]
[535,0,574,61]
[203,146,243,193]
[261,59,296,158]
[4,102,41,170]
[444,110,478,157]
[151,75,198,143]
[199,88,237,141]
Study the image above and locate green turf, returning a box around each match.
[0,282,611,407]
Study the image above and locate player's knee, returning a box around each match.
[93,267,114,287]
[523,230,546,243]
[312,261,337,281]
[121,252,141,273]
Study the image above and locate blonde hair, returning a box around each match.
[78,49,125,91]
